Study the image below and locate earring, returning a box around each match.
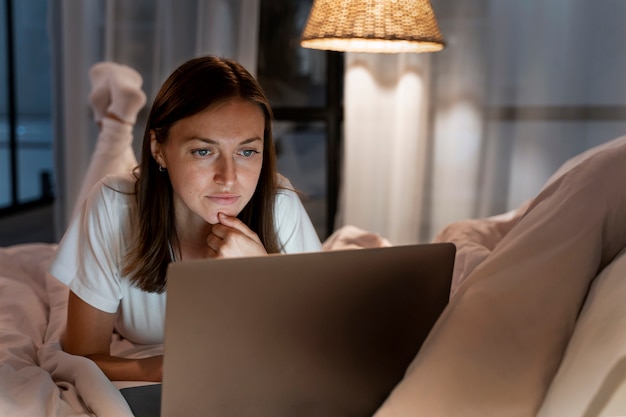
[158,166,166,172]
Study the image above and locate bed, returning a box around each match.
[2,135,626,416]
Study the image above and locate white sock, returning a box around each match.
[88,62,118,122]
[107,64,147,125]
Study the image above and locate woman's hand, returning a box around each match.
[206,212,268,258]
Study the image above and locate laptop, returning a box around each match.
[123,242,455,417]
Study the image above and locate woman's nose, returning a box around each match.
[214,156,236,185]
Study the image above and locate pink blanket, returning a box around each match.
[374,136,626,416]
[0,244,139,417]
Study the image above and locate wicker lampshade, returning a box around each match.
[301,0,445,53]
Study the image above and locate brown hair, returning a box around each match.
[122,56,280,293]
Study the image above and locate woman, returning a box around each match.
[50,56,322,382]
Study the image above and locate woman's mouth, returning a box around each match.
[208,194,240,206]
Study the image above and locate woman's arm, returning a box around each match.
[63,291,163,382]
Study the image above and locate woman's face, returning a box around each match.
[151,99,265,227]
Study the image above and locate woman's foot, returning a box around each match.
[88,62,147,126]
[88,62,118,123]
[107,64,147,125]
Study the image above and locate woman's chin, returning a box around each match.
[206,209,237,224]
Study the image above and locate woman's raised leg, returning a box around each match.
[72,62,147,218]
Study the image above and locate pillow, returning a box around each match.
[536,248,626,417]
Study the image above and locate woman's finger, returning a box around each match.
[217,212,259,241]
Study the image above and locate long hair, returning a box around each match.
[122,56,280,293]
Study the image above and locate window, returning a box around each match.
[257,0,343,239]
[0,0,54,216]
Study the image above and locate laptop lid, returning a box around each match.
[161,243,455,417]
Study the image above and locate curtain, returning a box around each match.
[338,53,434,246]
[337,0,626,244]
[51,0,259,236]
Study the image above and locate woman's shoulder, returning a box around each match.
[83,172,138,214]
[100,171,137,193]
[273,174,322,253]
[90,172,137,200]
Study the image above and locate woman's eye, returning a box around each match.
[193,149,211,157]
[240,149,259,158]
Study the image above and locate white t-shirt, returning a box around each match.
[50,172,322,345]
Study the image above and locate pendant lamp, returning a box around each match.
[301,0,445,53]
